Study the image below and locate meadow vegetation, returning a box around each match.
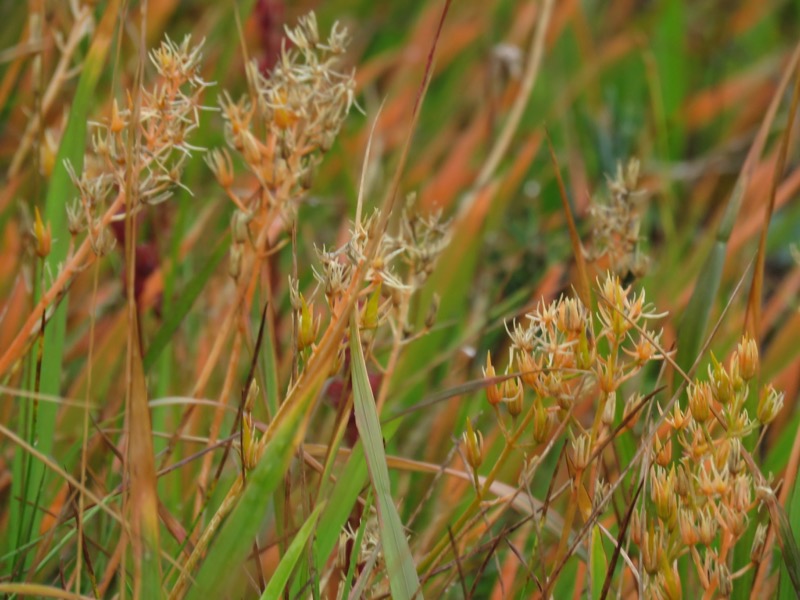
[1,1,800,598]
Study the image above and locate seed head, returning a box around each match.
[532,397,551,444]
[708,355,735,405]
[462,419,484,470]
[697,507,717,545]
[571,433,591,471]
[601,391,616,426]
[483,352,502,407]
[678,508,698,546]
[297,294,320,350]
[503,376,523,417]
[757,384,784,425]
[751,523,767,563]
[688,381,713,422]
[641,525,662,575]
[32,207,51,258]
[736,335,759,381]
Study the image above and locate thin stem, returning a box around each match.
[0,191,126,380]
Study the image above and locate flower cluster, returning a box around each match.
[483,273,666,444]
[632,336,784,598]
[308,204,450,353]
[587,158,649,279]
[66,36,209,251]
[209,12,355,220]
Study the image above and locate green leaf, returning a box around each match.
[779,474,800,599]
[350,318,421,600]
[185,379,320,600]
[339,491,373,600]
[674,240,726,377]
[6,0,120,572]
[260,504,323,599]
[590,526,607,600]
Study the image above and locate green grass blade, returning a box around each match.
[128,315,163,599]
[350,318,421,600]
[339,490,373,600]
[779,473,800,599]
[651,0,686,157]
[674,240,726,376]
[590,526,607,600]
[313,441,368,575]
[260,504,323,599]
[6,0,120,570]
[674,46,800,378]
[184,379,321,600]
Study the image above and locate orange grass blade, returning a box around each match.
[545,130,591,308]
[126,313,163,599]
[744,59,800,338]
[674,44,800,378]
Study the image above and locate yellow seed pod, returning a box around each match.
[360,283,382,330]
[483,352,502,406]
[297,294,319,351]
[33,207,51,258]
[462,419,483,470]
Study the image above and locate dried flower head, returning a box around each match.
[587,158,650,278]
[215,12,356,218]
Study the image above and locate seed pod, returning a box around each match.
[32,207,51,258]
[483,352,502,407]
[504,377,523,418]
[297,294,319,351]
[462,419,483,470]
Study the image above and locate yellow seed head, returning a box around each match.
[360,284,382,330]
[736,335,759,380]
[504,377,523,417]
[110,98,125,134]
[484,352,502,406]
[688,381,712,422]
[32,207,51,258]
[641,525,661,575]
[532,397,551,444]
[757,384,784,425]
[654,435,672,468]
[517,351,538,390]
[297,294,320,351]
[678,508,698,546]
[462,419,483,470]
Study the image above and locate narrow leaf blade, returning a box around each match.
[350,318,421,600]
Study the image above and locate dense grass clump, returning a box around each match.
[1,1,799,598]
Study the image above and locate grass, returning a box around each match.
[1,0,799,598]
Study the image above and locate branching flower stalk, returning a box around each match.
[0,35,210,380]
[160,14,357,473]
[630,335,782,598]
[422,273,669,582]
[171,14,449,595]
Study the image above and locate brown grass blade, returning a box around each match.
[744,57,800,337]
[126,311,163,598]
[545,130,591,308]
